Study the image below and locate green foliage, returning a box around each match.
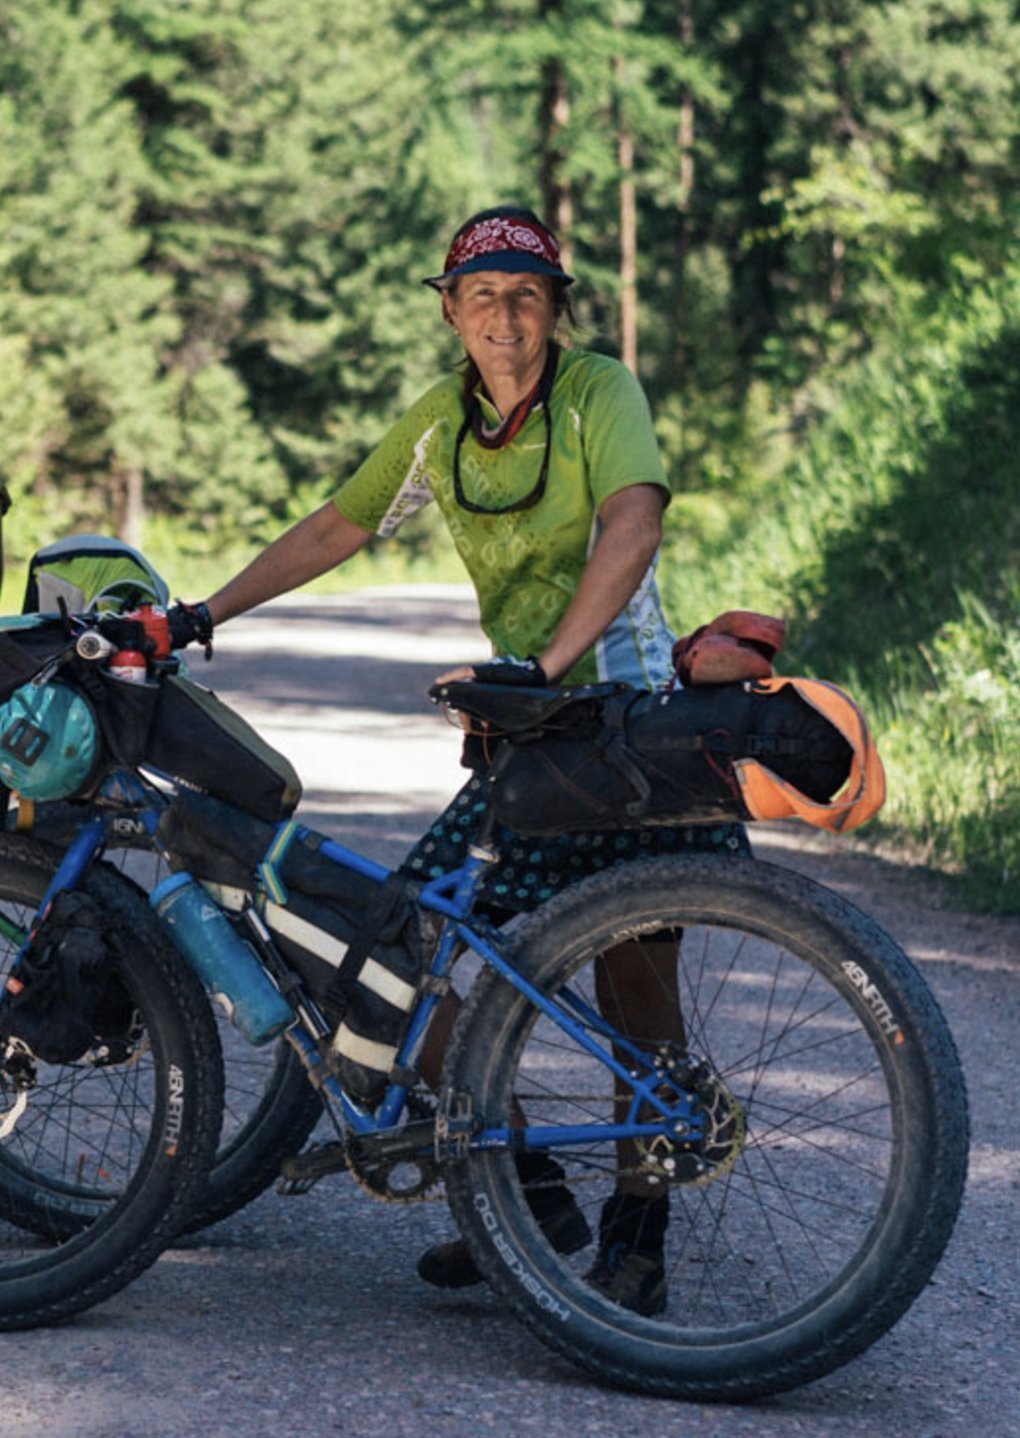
[0,1,179,526]
[662,271,1020,910]
[2,0,1019,907]
[0,0,473,565]
[879,595,1020,911]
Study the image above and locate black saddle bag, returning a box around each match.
[490,681,853,836]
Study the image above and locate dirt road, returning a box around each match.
[2,589,1017,1438]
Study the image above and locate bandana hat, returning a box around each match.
[423,214,574,290]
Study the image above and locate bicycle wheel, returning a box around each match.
[443,853,969,1401]
[8,822,322,1235]
[0,834,223,1328]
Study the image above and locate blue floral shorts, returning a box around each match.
[400,776,750,918]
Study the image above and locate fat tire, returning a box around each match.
[0,835,223,1327]
[182,1035,321,1232]
[5,843,321,1235]
[443,854,969,1401]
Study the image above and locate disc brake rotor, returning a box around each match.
[637,1064,746,1188]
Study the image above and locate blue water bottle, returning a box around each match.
[150,872,293,1045]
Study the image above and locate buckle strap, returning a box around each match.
[321,872,414,1015]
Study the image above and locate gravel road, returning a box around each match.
[2,588,1017,1438]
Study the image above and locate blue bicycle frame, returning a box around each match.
[13,769,705,1160]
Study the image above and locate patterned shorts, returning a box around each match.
[400,776,750,918]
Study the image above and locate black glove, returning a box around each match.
[471,654,548,687]
[167,600,214,659]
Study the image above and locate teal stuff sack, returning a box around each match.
[0,680,100,800]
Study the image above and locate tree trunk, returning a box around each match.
[730,15,780,369]
[615,55,638,374]
[538,1,574,267]
[674,0,695,375]
[116,466,146,550]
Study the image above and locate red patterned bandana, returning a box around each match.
[424,214,573,289]
[445,216,561,273]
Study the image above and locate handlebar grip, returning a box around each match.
[75,631,117,662]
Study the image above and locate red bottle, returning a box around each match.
[125,605,172,660]
[108,649,148,684]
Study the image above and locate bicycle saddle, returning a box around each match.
[429,680,630,734]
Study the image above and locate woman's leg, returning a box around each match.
[594,933,685,1196]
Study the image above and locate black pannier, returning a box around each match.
[489,681,855,836]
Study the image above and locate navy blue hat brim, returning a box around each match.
[423,250,574,290]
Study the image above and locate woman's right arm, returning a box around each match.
[205,502,374,625]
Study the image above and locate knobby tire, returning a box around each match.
[443,853,969,1401]
[0,835,224,1328]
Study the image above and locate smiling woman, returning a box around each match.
[176,200,750,1311]
[440,270,558,410]
[443,273,558,506]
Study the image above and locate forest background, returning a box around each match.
[0,0,1017,910]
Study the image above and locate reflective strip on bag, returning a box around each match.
[734,677,886,833]
[264,903,416,1010]
[359,957,417,1012]
[330,1023,397,1074]
[264,900,350,968]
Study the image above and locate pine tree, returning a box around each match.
[0,1,178,548]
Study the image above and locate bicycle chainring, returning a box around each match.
[347,1093,443,1204]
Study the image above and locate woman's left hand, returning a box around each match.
[434,664,477,684]
[435,656,548,687]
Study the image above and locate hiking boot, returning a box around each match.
[585,1190,669,1317]
[417,1152,591,1290]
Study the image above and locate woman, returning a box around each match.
[197,207,675,689]
[174,205,747,1316]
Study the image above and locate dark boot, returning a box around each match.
[586,1190,669,1316]
[418,1151,591,1289]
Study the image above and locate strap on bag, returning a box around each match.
[733,677,885,832]
[321,872,415,1019]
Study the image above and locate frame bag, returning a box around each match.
[144,673,302,823]
[156,793,421,1106]
[257,824,422,1106]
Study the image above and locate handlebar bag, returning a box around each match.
[490,677,884,836]
[0,619,158,797]
[0,617,71,704]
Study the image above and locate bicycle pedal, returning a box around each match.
[277,1141,348,1194]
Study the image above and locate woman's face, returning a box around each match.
[443,270,557,399]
